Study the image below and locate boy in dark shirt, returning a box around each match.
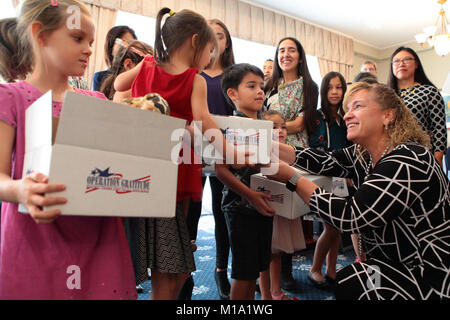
[216,63,275,300]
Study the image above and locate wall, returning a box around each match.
[353,40,450,89]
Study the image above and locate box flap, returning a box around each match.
[25,90,52,152]
[55,91,187,161]
[206,115,273,164]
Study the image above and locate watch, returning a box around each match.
[286,171,302,192]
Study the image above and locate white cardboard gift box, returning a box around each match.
[197,115,273,167]
[19,91,186,217]
[250,171,333,220]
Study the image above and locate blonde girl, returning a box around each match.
[0,0,136,299]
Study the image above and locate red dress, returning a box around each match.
[132,56,202,202]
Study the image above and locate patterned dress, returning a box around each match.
[293,143,450,300]
[399,84,447,153]
[126,56,196,279]
[265,77,308,147]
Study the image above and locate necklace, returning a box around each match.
[399,85,416,98]
[359,144,391,257]
[358,233,364,262]
[364,144,391,177]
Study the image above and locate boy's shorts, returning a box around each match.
[224,209,273,281]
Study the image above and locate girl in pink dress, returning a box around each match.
[0,0,136,299]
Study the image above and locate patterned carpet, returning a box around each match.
[137,212,356,300]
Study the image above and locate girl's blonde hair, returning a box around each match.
[13,0,90,79]
[343,82,430,159]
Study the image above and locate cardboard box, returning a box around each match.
[197,115,273,165]
[19,91,187,218]
[250,171,332,220]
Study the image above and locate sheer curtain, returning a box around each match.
[85,4,117,90]
[11,1,117,89]
[82,0,354,78]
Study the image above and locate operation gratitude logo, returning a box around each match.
[85,167,151,194]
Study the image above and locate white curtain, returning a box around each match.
[81,0,354,73]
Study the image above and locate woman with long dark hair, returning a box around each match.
[387,46,447,166]
[92,25,137,91]
[264,37,319,148]
[264,37,319,290]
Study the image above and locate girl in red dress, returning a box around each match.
[115,7,243,300]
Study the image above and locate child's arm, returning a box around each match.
[114,59,145,92]
[112,89,131,103]
[191,74,249,164]
[0,121,66,224]
[271,140,296,165]
[215,163,275,217]
[286,116,304,135]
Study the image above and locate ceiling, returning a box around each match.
[245,0,449,50]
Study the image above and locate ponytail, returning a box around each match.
[154,7,172,64]
[154,7,216,66]
[0,18,28,82]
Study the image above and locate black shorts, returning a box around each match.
[224,210,273,281]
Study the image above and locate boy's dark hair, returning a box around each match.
[221,63,264,106]
[353,72,378,84]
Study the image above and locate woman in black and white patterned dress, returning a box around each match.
[387,46,447,167]
[269,83,450,300]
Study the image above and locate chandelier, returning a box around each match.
[414,0,450,56]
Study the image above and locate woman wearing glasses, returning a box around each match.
[387,46,447,167]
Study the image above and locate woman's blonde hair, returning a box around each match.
[12,0,90,78]
[343,82,430,158]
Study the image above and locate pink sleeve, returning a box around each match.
[0,83,18,128]
[74,88,108,100]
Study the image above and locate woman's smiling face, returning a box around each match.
[277,39,300,75]
[343,89,388,147]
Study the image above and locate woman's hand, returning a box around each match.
[264,159,297,183]
[247,190,276,217]
[286,116,304,135]
[17,172,67,224]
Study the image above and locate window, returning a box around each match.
[0,1,16,19]
[115,11,156,49]
[232,36,322,93]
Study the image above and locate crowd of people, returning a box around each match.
[0,0,448,301]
